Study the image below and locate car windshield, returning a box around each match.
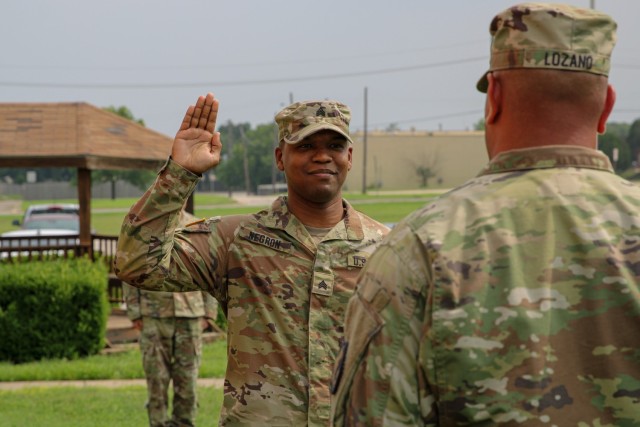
[30,207,79,215]
[23,218,79,232]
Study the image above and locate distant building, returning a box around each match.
[345,130,487,192]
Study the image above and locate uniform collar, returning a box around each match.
[262,196,364,241]
[479,145,614,176]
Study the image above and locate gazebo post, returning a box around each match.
[77,167,92,258]
[0,102,175,262]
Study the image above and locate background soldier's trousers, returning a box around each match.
[140,317,202,427]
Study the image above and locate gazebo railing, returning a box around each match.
[0,234,123,303]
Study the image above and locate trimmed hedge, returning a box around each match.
[0,258,109,363]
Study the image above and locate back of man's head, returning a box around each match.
[477,2,617,93]
[479,3,617,152]
[498,69,609,125]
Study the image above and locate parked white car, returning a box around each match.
[12,203,80,228]
[1,210,80,259]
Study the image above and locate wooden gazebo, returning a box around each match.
[0,102,173,254]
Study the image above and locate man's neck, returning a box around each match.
[486,125,598,159]
[286,195,345,228]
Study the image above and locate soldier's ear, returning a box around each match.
[275,146,285,171]
[485,73,502,125]
[597,84,616,135]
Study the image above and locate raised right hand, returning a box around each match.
[171,93,222,174]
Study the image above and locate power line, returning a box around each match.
[0,40,486,71]
[362,109,484,130]
[0,57,486,89]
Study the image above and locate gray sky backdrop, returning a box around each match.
[2,0,638,138]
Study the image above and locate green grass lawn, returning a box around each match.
[0,192,440,234]
[0,191,442,426]
[0,340,227,382]
[0,341,227,426]
[17,194,236,210]
[0,385,223,426]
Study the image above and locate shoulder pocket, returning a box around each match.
[180,217,216,234]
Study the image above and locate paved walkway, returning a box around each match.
[0,378,224,390]
[0,200,21,215]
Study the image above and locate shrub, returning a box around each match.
[0,258,109,363]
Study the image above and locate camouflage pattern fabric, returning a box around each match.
[123,284,218,321]
[331,145,640,426]
[275,100,354,145]
[115,158,389,426]
[477,3,617,92]
[123,285,216,427]
[140,316,202,427]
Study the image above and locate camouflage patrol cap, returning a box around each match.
[477,2,617,93]
[275,100,353,145]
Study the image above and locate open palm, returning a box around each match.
[172,93,222,174]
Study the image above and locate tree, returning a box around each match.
[598,131,630,173]
[473,118,486,131]
[216,121,251,194]
[415,166,436,188]
[385,123,400,132]
[411,152,439,188]
[103,105,145,126]
[626,118,640,165]
[215,121,282,194]
[605,122,630,141]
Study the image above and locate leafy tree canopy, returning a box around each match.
[626,118,640,164]
[215,121,283,194]
[598,130,630,172]
[473,118,485,131]
[103,105,145,126]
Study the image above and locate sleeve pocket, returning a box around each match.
[330,289,387,418]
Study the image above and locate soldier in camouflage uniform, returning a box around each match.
[331,3,640,426]
[124,282,217,427]
[115,95,389,426]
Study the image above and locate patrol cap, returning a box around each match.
[477,2,617,93]
[275,100,353,145]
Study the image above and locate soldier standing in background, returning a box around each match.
[331,3,640,426]
[115,95,389,426]
[124,282,217,427]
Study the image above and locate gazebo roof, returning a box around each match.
[0,102,172,170]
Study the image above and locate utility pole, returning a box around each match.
[362,86,368,194]
[226,128,233,197]
[590,0,595,8]
[272,120,278,194]
[240,127,251,195]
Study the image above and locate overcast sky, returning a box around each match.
[2,0,638,139]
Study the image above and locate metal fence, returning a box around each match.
[0,181,146,200]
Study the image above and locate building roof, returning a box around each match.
[0,102,173,170]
